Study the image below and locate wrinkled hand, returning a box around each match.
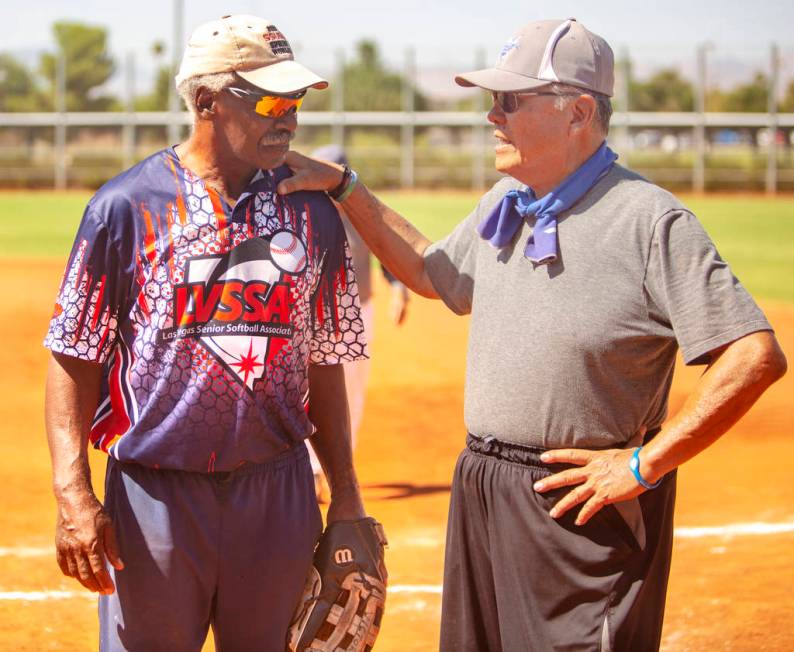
[277,150,345,195]
[389,284,409,325]
[325,485,367,525]
[55,492,124,594]
[534,448,645,526]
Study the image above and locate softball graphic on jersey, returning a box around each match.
[165,230,306,392]
[270,230,308,274]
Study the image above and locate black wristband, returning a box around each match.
[328,165,352,200]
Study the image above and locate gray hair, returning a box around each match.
[549,83,613,135]
[177,71,238,118]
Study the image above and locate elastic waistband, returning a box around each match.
[208,444,308,480]
[466,428,661,470]
[466,434,566,471]
[111,443,308,481]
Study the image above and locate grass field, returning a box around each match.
[1,190,793,302]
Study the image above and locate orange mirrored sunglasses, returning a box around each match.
[226,86,306,118]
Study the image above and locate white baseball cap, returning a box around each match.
[175,15,328,94]
[455,18,614,97]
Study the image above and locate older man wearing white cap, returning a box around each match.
[279,17,786,651]
[44,15,371,651]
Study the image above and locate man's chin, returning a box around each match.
[494,157,518,177]
[257,146,289,170]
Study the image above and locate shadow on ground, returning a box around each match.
[363,483,451,500]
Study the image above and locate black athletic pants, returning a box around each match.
[440,435,677,652]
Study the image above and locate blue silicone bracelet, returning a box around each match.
[629,446,661,490]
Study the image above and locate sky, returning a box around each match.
[3,0,793,98]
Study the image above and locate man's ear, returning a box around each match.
[569,94,597,134]
[195,87,216,118]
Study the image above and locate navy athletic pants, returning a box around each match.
[440,435,677,652]
[99,445,321,652]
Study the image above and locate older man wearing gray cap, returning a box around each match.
[279,17,786,651]
[44,15,371,651]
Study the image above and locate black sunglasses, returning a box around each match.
[491,90,579,114]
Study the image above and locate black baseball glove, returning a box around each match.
[287,517,388,652]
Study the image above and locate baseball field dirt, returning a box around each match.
[0,260,792,651]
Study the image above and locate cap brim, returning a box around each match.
[238,59,328,94]
[454,68,550,92]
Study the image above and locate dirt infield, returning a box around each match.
[1,259,792,651]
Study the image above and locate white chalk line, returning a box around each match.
[1,521,791,603]
[0,590,95,601]
[0,585,443,602]
[0,547,52,558]
[8,520,788,559]
[0,521,794,559]
[673,522,794,538]
[390,585,443,595]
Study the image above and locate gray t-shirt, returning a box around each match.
[424,165,771,449]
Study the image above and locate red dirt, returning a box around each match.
[1,260,792,651]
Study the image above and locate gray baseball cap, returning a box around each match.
[455,18,614,97]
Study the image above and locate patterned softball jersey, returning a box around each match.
[44,148,368,472]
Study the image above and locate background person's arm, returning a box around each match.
[308,363,367,523]
[277,151,439,299]
[45,353,124,594]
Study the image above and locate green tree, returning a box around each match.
[302,40,427,112]
[719,73,768,112]
[781,80,794,113]
[0,53,45,111]
[40,21,117,111]
[135,41,170,111]
[629,68,694,111]
[705,88,727,112]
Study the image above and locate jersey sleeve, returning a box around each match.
[643,209,772,365]
[43,207,132,364]
[309,237,369,365]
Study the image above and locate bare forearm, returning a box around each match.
[310,413,358,497]
[339,183,438,298]
[45,354,102,498]
[642,331,787,482]
[46,353,123,593]
[308,364,363,505]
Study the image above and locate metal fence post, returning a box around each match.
[615,49,632,156]
[122,52,136,171]
[167,0,184,146]
[766,42,779,195]
[332,48,345,147]
[693,43,708,193]
[472,47,487,191]
[54,56,67,190]
[401,47,415,189]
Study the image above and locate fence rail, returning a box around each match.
[2,110,794,128]
[1,110,793,192]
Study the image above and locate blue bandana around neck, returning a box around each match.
[477,142,618,264]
